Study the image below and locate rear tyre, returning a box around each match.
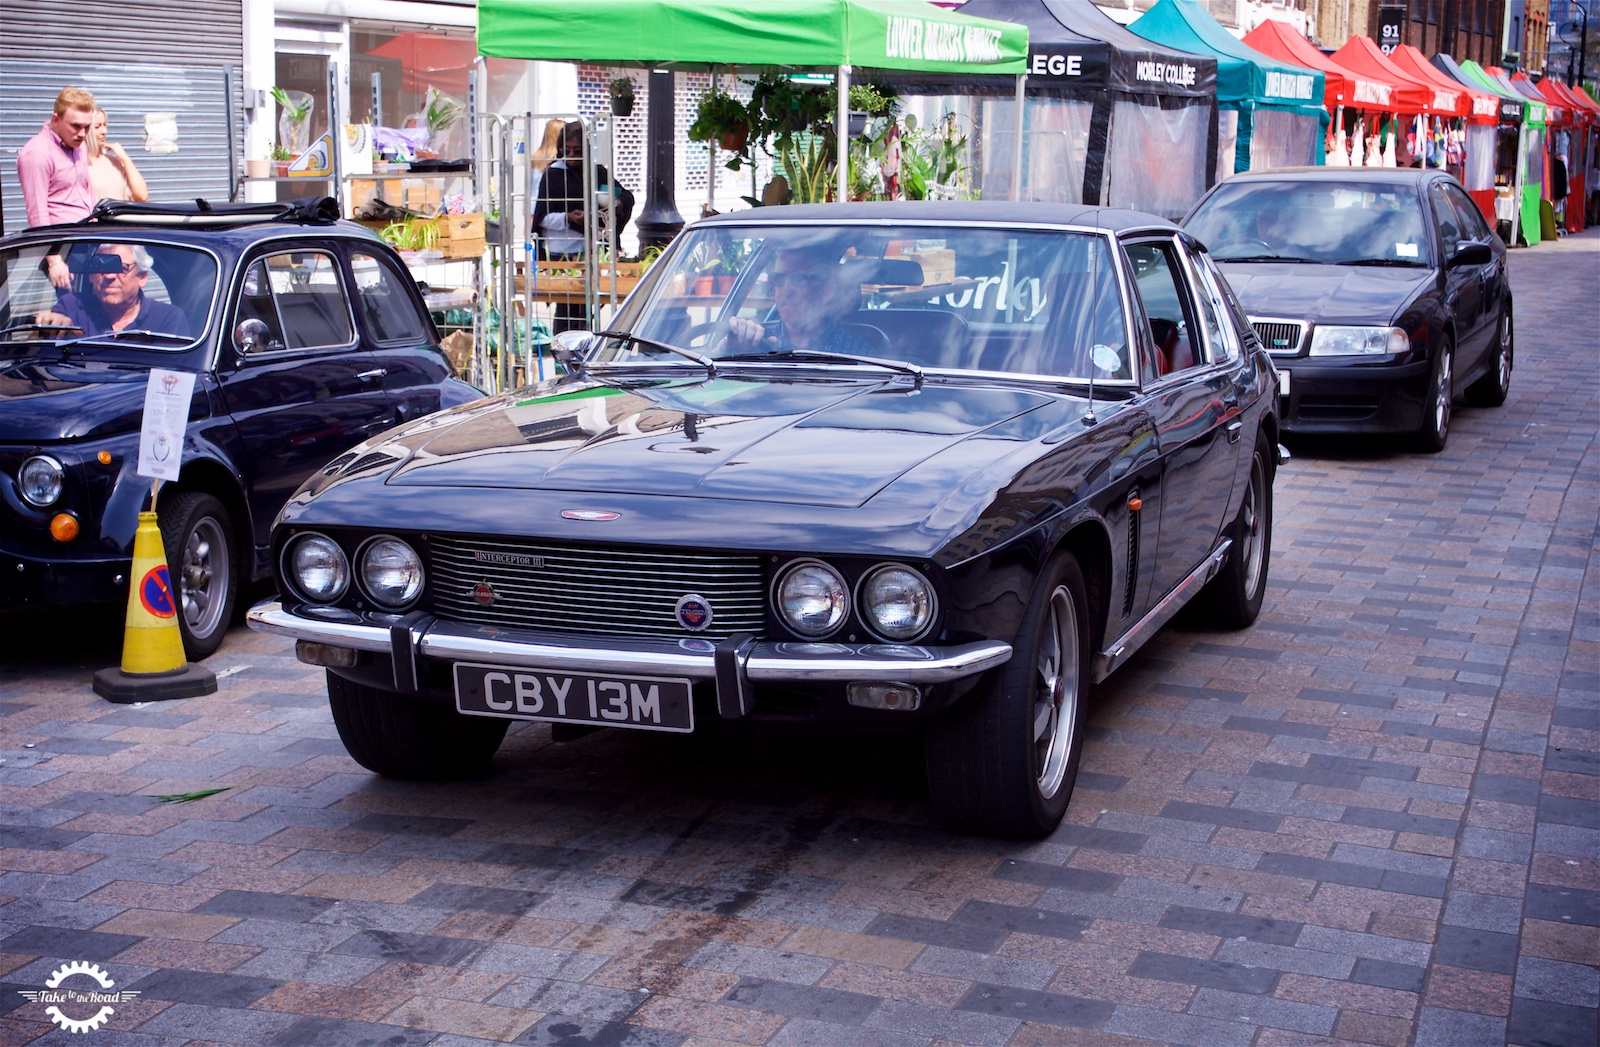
[925,553,1090,838]
[327,670,508,779]
[1195,434,1273,629]
[1465,305,1512,407]
[1415,343,1453,453]
[158,491,237,661]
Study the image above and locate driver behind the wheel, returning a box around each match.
[723,245,874,355]
[36,243,191,338]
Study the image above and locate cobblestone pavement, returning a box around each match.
[0,231,1595,1047]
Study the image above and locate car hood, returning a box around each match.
[1218,262,1435,325]
[285,369,1105,556]
[387,372,1068,508]
[0,358,159,441]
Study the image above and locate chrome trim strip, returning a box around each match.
[248,600,1012,684]
[1092,538,1231,683]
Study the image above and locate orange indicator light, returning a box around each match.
[1128,497,1143,512]
[98,451,113,465]
[50,513,80,542]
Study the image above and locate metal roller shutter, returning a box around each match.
[0,0,245,232]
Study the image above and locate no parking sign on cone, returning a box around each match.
[92,369,216,703]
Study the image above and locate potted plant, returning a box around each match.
[689,88,751,160]
[609,76,635,118]
[270,86,313,154]
[424,87,464,154]
[270,144,293,177]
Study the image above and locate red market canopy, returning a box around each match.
[1331,36,1442,116]
[1389,44,1494,124]
[1242,19,1400,113]
[1514,72,1569,127]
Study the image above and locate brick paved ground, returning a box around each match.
[0,231,1594,1047]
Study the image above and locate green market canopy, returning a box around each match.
[1445,58,1543,244]
[477,0,1030,200]
[1129,0,1326,174]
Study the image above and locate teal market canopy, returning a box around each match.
[477,0,1029,74]
[1129,0,1325,173]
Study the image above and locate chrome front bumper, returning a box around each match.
[247,599,1012,696]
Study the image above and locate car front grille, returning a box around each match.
[1252,320,1306,356]
[426,536,767,640]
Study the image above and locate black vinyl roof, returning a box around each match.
[697,199,1178,235]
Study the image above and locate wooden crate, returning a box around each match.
[892,247,956,286]
[435,213,486,259]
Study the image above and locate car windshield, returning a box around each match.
[600,223,1134,383]
[0,237,216,351]
[1187,181,1432,267]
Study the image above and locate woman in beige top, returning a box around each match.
[87,108,149,203]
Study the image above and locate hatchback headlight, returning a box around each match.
[859,564,936,641]
[18,455,64,508]
[287,533,349,602]
[1308,326,1409,356]
[775,559,849,638]
[359,536,424,608]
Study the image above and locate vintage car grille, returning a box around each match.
[1251,320,1306,356]
[427,536,767,640]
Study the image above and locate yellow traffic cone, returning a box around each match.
[93,511,217,703]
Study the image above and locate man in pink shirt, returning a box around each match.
[18,87,96,287]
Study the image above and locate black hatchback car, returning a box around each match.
[1184,167,1511,452]
[0,198,480,658]
[250,202,1282,838]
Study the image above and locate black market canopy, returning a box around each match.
[873,0,1220,219]
[476,0,1031,201]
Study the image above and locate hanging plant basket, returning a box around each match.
[609,77,635,118]
[718,123,750,153]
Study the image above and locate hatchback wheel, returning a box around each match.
[1416,344,1453,453]
[1465,305,1512,408]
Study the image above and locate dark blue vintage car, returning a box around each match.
[250,202,1281,837]
[0,198,480,658]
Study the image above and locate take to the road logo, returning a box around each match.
[16,961,141,1033]
[139,565,177,618]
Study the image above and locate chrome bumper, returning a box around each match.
[247,599,1012,687]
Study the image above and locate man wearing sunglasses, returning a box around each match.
[724,245,875,355]
[35,243,190,339]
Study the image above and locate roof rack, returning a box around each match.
[82,196,342,227]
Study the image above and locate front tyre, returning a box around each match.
[327,671,508,779]
[158,491,236,660]
[925,553,1090,838]
[1465,304,1512,408]
[1416,343,1453,453]
[1195,435,1273,628]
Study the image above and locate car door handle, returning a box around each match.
[1226,420,1243,444]
[357,368,388,382]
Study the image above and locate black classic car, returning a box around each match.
[1184,167,1511,452]
[249,202,1281,837]
[0,198,480,658]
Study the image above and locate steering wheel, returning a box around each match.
[1231,238,1274,253]
[682,319,730,352]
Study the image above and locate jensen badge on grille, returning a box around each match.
[473,580,499,607]
[473,550,544,568]
[675,594,713,632]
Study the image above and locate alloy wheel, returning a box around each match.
[180,515,229,640]
[1034,585,1081,800]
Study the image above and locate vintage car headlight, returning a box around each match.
[775,559,849,638]
[359,537,424,608]
[1308,326,1409,356]
[859,564,936,642]
[18,455,65,508]
[286,533,349,602]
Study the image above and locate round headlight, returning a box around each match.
[288,534,349,602]
[859,564,936,641]
[775,560,849,638]
[18,455,64,508]
[360,537,423,608]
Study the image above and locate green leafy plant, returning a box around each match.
[901,112,974,201]
[689,88,753,167]
[271,86,314,153]
[269,144,292,162]
[379,219,439,252]
[747,71,831,149]
[609,76,635,117]
[150,787,230,804]
[271,86,311,126]
[777,137,835,205]
[638,244,666,270]
[425,88,464,139]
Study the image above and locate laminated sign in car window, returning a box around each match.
[137,368,194,482]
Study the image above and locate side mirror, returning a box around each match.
[234,317,271,355]
[1450,241,1493,267]
[551,329,594,373]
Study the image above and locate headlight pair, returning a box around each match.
[286,533,422,609]
[1308,326,1409,356]
[773,559,936,642]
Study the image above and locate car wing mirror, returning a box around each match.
[1451,241,1492,267]
[551,329,595,372]
[234,317,271,355]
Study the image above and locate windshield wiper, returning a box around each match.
[1217,254,1326,264]
[720,348,924,388]
[1343,258,1426,267]
[56,329,194,350]
[0,321,71,342]
[595,329,716,379]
